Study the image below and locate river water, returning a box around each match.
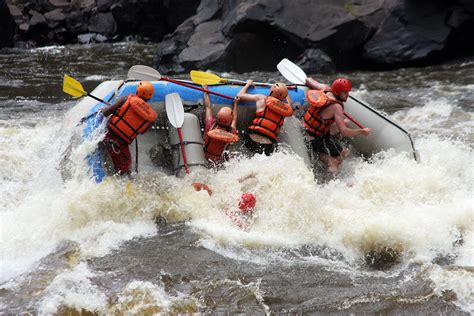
[0,43,473,314]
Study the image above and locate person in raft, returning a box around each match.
[237,80,293,156]
[100,81,157,175]
[202,84,240,166]
[303,77,371,173]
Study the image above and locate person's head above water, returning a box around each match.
[238,192,256,214]
[136,81,154,101]
[270,82,288,101]
[216,107,233,127]
[331,78,352,102]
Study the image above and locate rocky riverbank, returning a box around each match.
[2,0,200,47]
[1,0,474,73]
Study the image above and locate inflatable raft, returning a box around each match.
[74,80,418,182]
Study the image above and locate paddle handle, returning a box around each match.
[226,79,297,90]
[343,112,365,129]
[161,77,234,100]
[87,92,112,106]
[177,128,190,175]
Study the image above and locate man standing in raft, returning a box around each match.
[237,80,293,156]
[100,81,157,175]
[304,77,371,173]
[202,84,240,166]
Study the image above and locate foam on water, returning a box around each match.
[0,90,473,312]
[38,263,108,314]
[186,99,473,312]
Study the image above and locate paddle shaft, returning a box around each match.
[176,128,190,174]
[161,77,234,100]
[87,92,112,106]
[343,112,364,129]
[76,94,113,125]
[212,79,297,90]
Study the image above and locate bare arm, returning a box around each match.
[332,104,371,138]
[285,93,292,108]
[101,96,127,117]
[203,84,213,121]
[237,79,266,110]
[237,80,264,102]
[238,172,256,183]
[231,96,239,130]
[306,77,330,91]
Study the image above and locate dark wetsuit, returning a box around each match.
[310,134,343,157]
[243,132,276,156]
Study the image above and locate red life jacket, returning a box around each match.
[204,125,239,162]
[303,89,343,136]
[108,94,157,144]
[247,96,293,141]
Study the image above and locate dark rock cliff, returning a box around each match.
[0,0,16,47]
[156,0,474,73]
[2,0,474,73]
[3,0,200,47]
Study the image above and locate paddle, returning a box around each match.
[277,58,365,129]
[165,93,189,175]
[128,65,234,101]
[190,70,271,86]
[63,75,112,106]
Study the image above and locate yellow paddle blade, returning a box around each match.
[190,70,226,85]
[63,75,87,97]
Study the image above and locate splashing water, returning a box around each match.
[0,44,473,314]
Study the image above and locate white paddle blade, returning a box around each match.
[277,58,307,85]
[127,65,162,81]
[165,93,185,128]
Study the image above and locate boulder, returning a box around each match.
[156,0,474,72]
[49,0,70,9]
[66,10,86,32]
[157,0,387,73]
[156,18,196,73]
[19,22,29,32]
[296,49,335,75]
[0,0,16,47]
[88,12,116,35]
[29,11,47,26]
[77,32,95,43]
[178,20,228,69]
[363,1,451,64]
[7,4,23,23]
[194,0,221,24]
[97,0,114,12]
[94,33,107,42]
[44,8,65,21]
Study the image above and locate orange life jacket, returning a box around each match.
[247,96,293,141]
[108,94,157,144]
[303,89,343,136]
[204,126,239,162]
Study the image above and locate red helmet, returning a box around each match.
[216,107,233,127]
[238,192,256,214]
[136,81,154,100]
[270,82,288,101]
[331,78,352,97]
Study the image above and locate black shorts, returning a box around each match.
[244,133,276,156]
[311,134,343,157]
